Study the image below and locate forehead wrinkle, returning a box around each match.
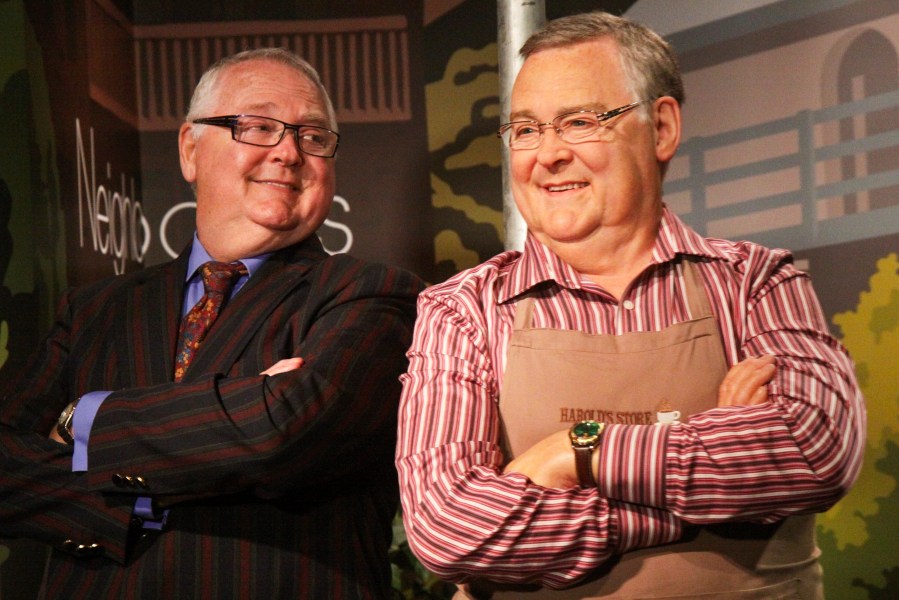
[242,100,277,113]
[239,101,331,127]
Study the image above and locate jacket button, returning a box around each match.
[62,540,105,557]
[76,543,100,556]
[135,476,149,489]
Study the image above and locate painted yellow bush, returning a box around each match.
[819,253,899,599]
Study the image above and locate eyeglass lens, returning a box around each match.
[232,115,338,157]
[500,100,646,150]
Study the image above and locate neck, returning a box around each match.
[540,212,661,300]
[197,228,306,264]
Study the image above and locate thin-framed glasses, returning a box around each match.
[192,114,340,158]
[497,99,652,150]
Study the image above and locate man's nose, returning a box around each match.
[535,125,572,163]
[271,129,304,163]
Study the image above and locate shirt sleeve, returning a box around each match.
[72,391,110,472]
[598,255,866,524]
[396,290,682,588]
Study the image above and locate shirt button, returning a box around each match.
[622,299,635,310]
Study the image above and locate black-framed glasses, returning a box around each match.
[192,114,340,158]
[497,99,652,150]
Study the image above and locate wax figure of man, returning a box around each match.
[396,12,864,599]
[0,48,424,599]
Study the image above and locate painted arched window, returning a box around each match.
[837,29,899,212]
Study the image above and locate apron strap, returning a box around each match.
[680,257,714,320]
[512,295,537,331]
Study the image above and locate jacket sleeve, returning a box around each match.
[83,258,423,499]
[0,426,135,561]
[0,288,135,563]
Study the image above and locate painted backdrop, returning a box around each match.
[1,0,896,598]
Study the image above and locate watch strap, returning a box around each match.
[573,445,596,487]
[56,418,75,445]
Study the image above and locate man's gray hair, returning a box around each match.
[520,11,685,109]
[185,47,337,132]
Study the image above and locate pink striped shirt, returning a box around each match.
[396,207,865,588]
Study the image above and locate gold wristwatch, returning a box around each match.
[56,400,78,445]
[569,420,604,487]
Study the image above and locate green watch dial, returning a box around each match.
[573,420,601,438]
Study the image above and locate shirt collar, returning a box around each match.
[185,233,270,282]
[496,205,725,304]
[652,205,723,263]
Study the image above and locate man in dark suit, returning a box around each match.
[0,48,423,599]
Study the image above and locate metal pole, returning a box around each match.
[497,0,545,251]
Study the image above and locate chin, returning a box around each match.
[248,207,298,227]
[270,224,315,244]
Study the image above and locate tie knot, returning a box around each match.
[200,261,248,295]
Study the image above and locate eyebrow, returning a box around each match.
[507,104,610,123]
[241,102,332,127]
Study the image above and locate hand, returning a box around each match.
[502,356,775,488]
[502,429,579,489]
[717,355,776,407]
[48,426,66,444]
[261,357,304,376]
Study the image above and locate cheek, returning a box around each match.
[316,163,337,195]
[509,159,537,212]
[298,164,336,216]
[198,147,253,189]
[510,154,533,183]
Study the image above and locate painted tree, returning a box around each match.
[819,253,899,599]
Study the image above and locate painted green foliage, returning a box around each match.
[818,253,899,600]
[0,0,67,378]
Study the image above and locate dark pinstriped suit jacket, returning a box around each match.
[0,235,424,599]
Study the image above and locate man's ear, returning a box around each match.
[653,96,681,164]
[178,123,198,184]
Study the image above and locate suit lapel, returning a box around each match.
[127,249,189,385]
[178,237,326,382]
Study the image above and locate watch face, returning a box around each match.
[58,402,75,428]
[571,420,603,446]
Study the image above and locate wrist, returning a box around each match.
[56,399,80,445]
[569,420,604,487]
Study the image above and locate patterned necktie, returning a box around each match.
[174,261,248,382]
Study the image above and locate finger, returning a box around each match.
[264,362,299,376]
[748,385,769,406]
[738,360,775,388]
[718,357,776,407]
[272,357,304,374]
[718,362,751,406]
[261,357,304,376]
[757,362,776,384]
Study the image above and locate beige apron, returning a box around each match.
[469,259,821,600]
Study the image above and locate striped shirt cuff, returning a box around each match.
[613,500,681,553]
[598,424,668,508]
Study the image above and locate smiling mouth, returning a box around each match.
[546,182,588,192]
[258,180,298,191]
